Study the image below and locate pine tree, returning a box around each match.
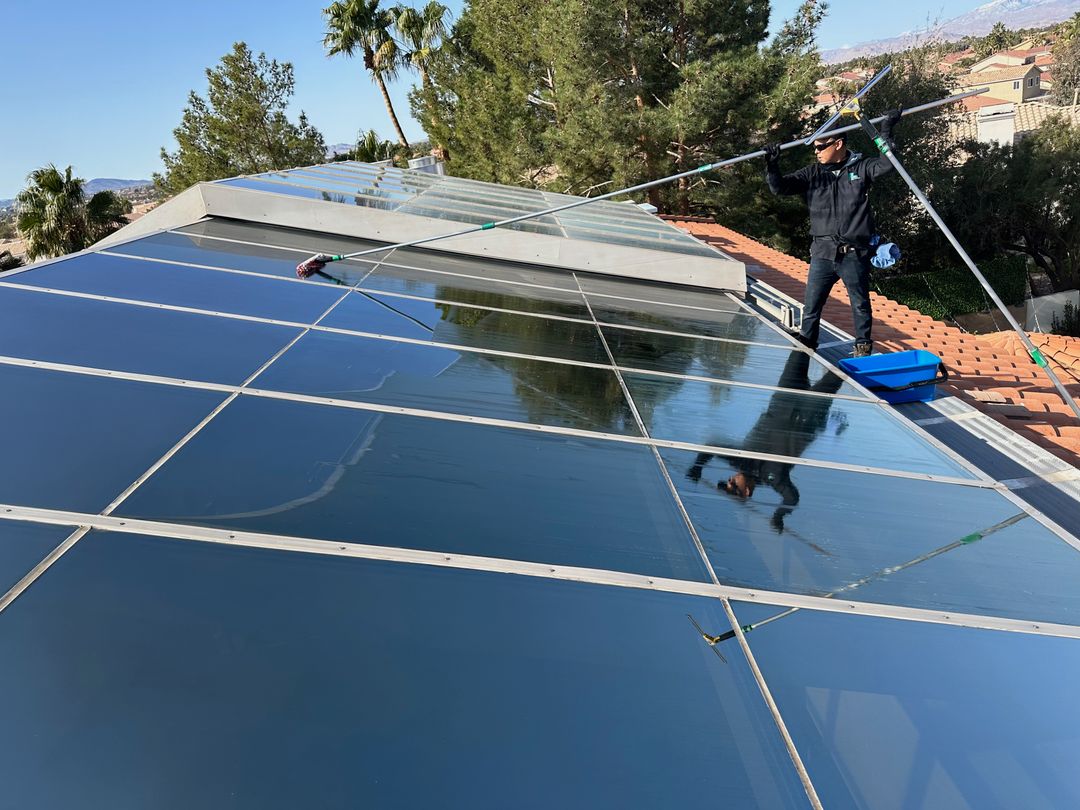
[154,43,327,196]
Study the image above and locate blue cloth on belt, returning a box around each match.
[871,242,901,268]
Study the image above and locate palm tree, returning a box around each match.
[393,1,449,90]
[15,165,131,261]
[324,0,410,148]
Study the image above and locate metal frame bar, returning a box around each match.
[2,503,1077,638]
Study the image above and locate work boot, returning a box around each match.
[852,341,873,358]
[794,333,818,351]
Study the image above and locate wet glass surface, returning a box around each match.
[176,218,581,291]
[0,532,810,809]
[322,291,608,363]
[0,286,300,384]
[0,521,73,596]
[593,301,790,344]
[603,328,863,396]
[0,365,225,513]
[663,448,1080,623]
[111,230,379,287]
[119,396,704,580]
[580,276,745,311]
[623,359,974,479]
[254,331,636,434]
[359,264,591,319]
[731,604,1080,810]
[394,203,564,236]
[562,227,718,257]
[9,252,343,323]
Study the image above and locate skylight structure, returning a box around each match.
[1,163,1078,808]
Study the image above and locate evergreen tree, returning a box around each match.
[1052,13,1080,106]
[155,43,326,196]
[16,165,131,260]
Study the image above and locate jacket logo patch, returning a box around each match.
[848,172,860,181]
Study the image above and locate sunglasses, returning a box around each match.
[813,139,841,151]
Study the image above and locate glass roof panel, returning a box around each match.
[0,531,810,808]
[0,365,224,513]
[604,329,864,395]
[234,163,719,259]
[732,604,1080,809]
[322,291,608,363]
[0,286,300,385]
[112,230,379,287]
[253,331,638,434]
[665,448,1080,623]
[8,252,343,324]
[623,366,975,478]
[0,521,73,596]
[580,276,745,311]
[594,305,791,345]
[117,396,706,580]
[358,266,589,318]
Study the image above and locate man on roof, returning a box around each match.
[764,109,902,358]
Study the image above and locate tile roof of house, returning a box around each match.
[959,94,1012,112]
[663,215,1080,467]
[958,64,1040,85]
[1036,54,1055,66]
[948,101,1080,141]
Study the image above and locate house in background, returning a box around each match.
[956,63,1046,104]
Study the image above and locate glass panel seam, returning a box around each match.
[575,272,722,586]
[1,505,1075,638]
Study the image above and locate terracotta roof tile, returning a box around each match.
[663,215,1080,469]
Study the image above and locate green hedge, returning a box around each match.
[872,255,1028,322]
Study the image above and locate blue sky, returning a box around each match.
[3,0,970,198]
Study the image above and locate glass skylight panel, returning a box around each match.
[664,448,1080,622]
[117,229,379,287]
[0,521,73,596]
[321,291,608,363]
[605,330,863,395]
[0,365,224,513]
[0,531,810,808]
[595,305,791,345]
[623,370,975,478]
[733,604,1080,809]
[8,252,343,324]
[117,396,707,580]
[231,163,725,259]
[252,331,638,434]
[0,286,300,385]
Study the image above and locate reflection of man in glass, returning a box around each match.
[687,352,843,530]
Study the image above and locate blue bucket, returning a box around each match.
[838,349,948,404]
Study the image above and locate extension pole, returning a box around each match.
[848,115,1080,421]
[696,511,1031,647]
[295,87,989,276]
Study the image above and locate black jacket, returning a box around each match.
[767,148,895,259]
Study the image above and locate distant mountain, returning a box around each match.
[0,178,151,213]
[821,0,1080,63]
[327,143,353,158]
[82,178,151,195]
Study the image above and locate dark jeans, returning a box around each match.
[801,251,872,347]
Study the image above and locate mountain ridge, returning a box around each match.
[821,0,1080,63]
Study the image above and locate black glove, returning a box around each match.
[763,142,782,164]
[880,108,902,139]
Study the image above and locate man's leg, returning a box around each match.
[838,252,873,350]
[800,257,839,349]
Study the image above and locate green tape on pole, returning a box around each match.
[698,164,713,173]
[873,136,891,155]
[333,255,344,261]
[1030,348,1048,367]
[481,222,495,230]
[959,532,983,544]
